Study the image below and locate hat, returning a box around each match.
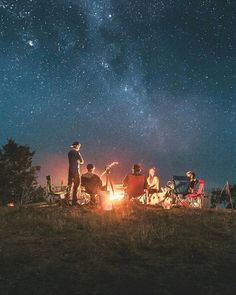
[70,141,80,148]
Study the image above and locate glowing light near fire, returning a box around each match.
[109,191,124,201]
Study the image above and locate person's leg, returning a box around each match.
[64,173,73,205]
[68,171,72,185]
[72,174,80,205]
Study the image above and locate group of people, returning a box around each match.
[123,164,160,203]
[67,141,103,205]
[67,141,197,206]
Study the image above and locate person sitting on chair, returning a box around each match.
[147,167,160,204]
[186,170,198,193]
[81,164,103,205]
[147,167,160,193]
[123,164,148,200]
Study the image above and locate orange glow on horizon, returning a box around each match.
[36,153,68,186]
[109,191,124,201]
[35,152,129,188]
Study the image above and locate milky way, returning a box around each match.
[0,0,236,189]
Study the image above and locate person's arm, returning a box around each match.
[155,176,160,191]
[77,152,84,164]
[123,175,128,187]
[81,175,85,186]
[96,175,103,190]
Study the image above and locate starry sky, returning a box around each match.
[0,0,236,190]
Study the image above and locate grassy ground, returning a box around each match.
[1,204,236,295]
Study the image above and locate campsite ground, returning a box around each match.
[1,205,236,295]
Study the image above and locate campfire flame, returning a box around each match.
[109,191,124,201]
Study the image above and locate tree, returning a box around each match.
[0,139,40,205]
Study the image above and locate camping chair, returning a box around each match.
[46,175,67,205]
[170,176,191,207]
[172,176,190,195]
[185,179,205,208]
[81,175,102,206]
[125,174,148,204]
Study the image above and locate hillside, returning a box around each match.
[1,205,236,295]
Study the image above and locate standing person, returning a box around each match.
[68,141,84,205]
[147,167,160,205]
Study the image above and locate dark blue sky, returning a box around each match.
[0,0,236,189]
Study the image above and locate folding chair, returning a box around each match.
[171,176,190,207]
[185,179,205,208]
[172,176,190,194]
[81,175,103,206]
[46,175,67,204]
[125,174,148,204]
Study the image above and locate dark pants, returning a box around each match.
[68,173,80,205]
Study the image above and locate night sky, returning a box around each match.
[0,0,236,190]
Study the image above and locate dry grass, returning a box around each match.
[1,205,236,295]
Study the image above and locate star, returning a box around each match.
[27,40,34,47]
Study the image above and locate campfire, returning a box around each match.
[109,184,125,201]
[110,191,124,201]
